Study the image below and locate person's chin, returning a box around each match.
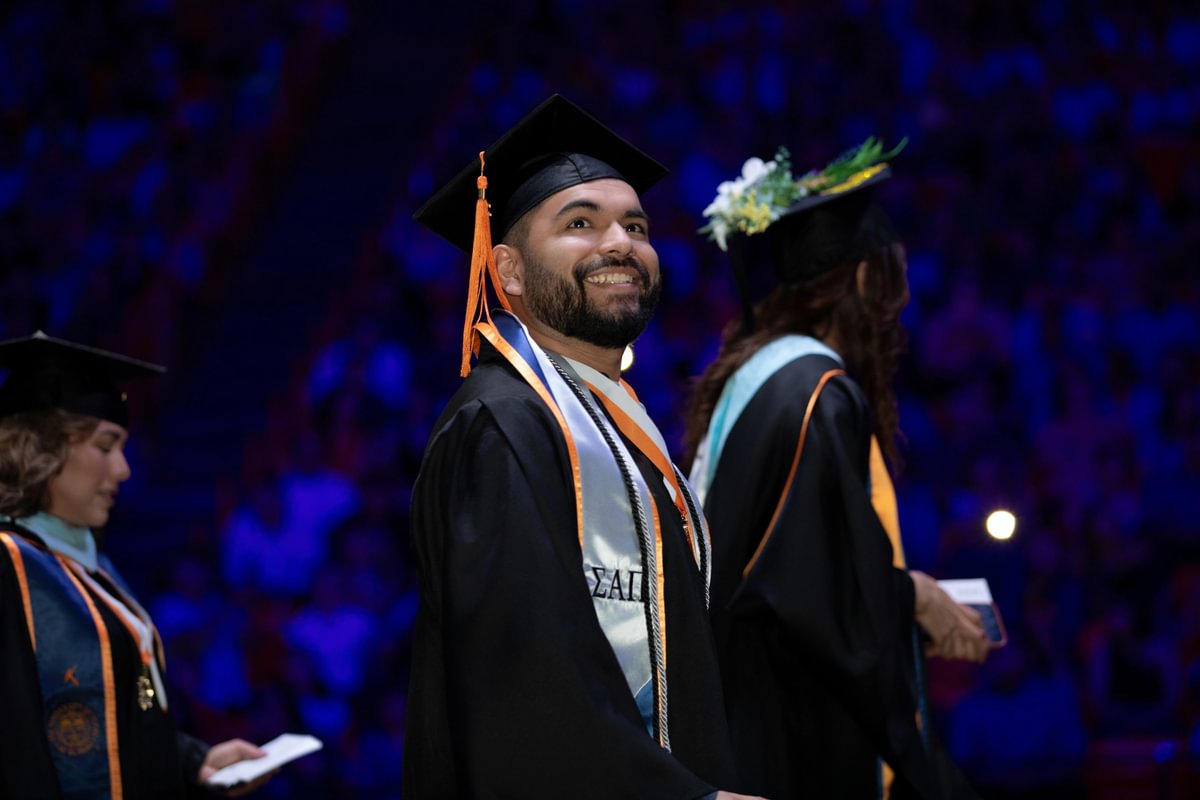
[584,285,641,312]
[590,297,644,323]
[587,282,641,298]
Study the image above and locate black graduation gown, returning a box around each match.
[702,354,978,800]
[404,342,738,800]
[0,524,209,799]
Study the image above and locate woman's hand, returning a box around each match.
[910,570,989,663]
[198,738,275,797]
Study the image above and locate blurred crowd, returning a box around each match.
[2,0,1198,796]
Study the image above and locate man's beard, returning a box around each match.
[522,253,662,349]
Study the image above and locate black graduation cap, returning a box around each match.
[765,163,899,284]
[413,94,669,252]
[0,331,165,428]
[713,141,904,335]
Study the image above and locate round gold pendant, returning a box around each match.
[136,669,155,711]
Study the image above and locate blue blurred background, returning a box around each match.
[2,0,1197,797]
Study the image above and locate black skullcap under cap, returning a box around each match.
[765,165,899,284]
[413,94,669,253]
[0,332,165,428]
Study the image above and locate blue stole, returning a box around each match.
[1,528,123,799]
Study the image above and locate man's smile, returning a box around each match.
[584,268,641,287]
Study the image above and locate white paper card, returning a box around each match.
[206,733,323,788]
[937,578,994,605]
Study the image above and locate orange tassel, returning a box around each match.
[460,152,512,377]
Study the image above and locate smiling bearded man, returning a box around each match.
[520,249,662,349]
[404,96,758,800]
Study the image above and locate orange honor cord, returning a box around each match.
[583,382,696,557]
[742,368,846,578]
[154,630,166,671]
[68,564,157,671]
[57,559,123,800]
[460,152,512,377]
[65,562,168,713]
[477,323,586,550]
[0,533,36,649]
[0,532,37,652]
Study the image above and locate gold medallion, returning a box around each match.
[136,667,155,711]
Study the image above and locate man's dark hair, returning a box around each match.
[501,213,532,252]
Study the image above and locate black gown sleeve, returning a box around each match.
[177,730,211,795]
[403,392,716,800]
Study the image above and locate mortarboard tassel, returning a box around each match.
[460,152,512,377]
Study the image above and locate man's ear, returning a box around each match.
[494,244,524,297]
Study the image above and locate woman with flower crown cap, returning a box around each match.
[0,332,273,799]
[685,142,988,800]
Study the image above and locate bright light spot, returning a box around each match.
[986,510,1016,540]
[620,346,634,372]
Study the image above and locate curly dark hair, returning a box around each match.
[0,410,100,518]
[683,241,910,470]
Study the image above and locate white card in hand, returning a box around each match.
[936,578,994,605]
[937,578,1006,646]
[206,733,323,788]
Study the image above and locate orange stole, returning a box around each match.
[868,435,906,570]
[868,434,910,798]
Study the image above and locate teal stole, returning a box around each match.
[689,334,842,503]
